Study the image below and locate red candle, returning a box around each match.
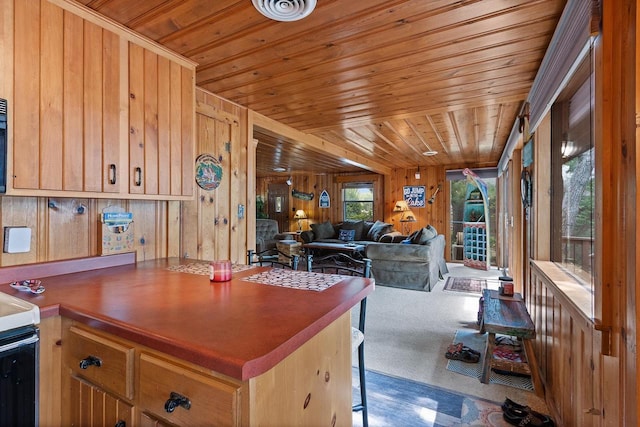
[210,260,232,282]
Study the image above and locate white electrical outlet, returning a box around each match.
[3,226,32,253]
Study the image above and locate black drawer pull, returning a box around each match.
[164,391,191,413]
[114,421,126,427]
[109,164,117,185]
[79,355,102,369]
[134,167,142,186]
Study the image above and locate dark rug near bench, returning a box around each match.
[443,277,486,295]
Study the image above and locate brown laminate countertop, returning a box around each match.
[2,257,373,381]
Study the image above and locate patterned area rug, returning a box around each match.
[352,368,508,426]
[445,329,534,392]
[443,277,487,295]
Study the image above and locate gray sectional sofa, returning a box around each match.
[301,220,448,292]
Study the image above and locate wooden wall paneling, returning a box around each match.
[128,42,145,195]
[102,30,121,194]
[46,198,91,261]
[181,66,195,197]
[83,21,103,193]
[157,56,171,195]
[229,110,246,264]
[63,11,84,192]
[40,0,63,191]
[143,49,159,195]
[167,201,181,257]
[214,116,231,261]
[0,197,39,266]
[200,114,218,260]
[13,0,40,189]
[127,200,158,261]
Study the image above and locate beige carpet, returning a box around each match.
[352,263,549,416]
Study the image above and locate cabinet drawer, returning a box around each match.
[138,353,242,427]
[64,326,135,400]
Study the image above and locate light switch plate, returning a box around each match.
[3,226,31,253]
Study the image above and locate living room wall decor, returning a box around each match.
[403,186,426,207]
[292,189,314,200]
[319,190,330,208]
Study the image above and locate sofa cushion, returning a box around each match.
[338,229,356,242]
[421,225,438,242]
[362,221,374,239]
[340,220,365,240]
[311,221,336,240]
[367,220,394,241]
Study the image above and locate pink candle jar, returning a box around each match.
[210,260,232,282]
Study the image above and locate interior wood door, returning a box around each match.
[268,183,290,232]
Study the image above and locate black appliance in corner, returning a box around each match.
[0,98,6,193]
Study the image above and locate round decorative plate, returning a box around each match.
[195,153,223,191]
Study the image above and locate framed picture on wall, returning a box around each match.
[403,186,425,207]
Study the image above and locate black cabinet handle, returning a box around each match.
[114,421,126,427]
[164,391,191,413]
[109,164,117,185]
[79,355,102,369]
[134,167,142,186]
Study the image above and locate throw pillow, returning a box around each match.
[362,221,374,238]
[338,229,356,242]
[420,225,438,243]
[367,220,394,241]
[409,228,424,244]
[340,220,365,240]
[310,221,335,240]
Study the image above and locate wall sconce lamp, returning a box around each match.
[428,184,442,204]
[286,177,292,186]
[415,166,421,180]
[293,209,307,231]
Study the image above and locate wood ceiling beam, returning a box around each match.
[251,112,393,176]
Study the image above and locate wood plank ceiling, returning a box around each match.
[77,0,566,176]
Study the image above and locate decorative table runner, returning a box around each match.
[241,269,345,292]
[167,262,256,276]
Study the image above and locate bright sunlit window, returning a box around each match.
[343,184,374,221]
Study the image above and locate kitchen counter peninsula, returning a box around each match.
[1,254,374,426]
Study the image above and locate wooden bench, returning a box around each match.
[479,289,543,396]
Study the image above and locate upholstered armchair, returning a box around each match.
[256,219,289,253]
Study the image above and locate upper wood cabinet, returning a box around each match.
[6,0,195,200]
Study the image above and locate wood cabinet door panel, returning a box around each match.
[69,376,133,427]
[144,49,159,195]
[62,11,85,192]
[64,326,135,400]
[39,0,64,191]
[129,43,145,195]
[83,21,104,193]
[13,0,41,189]
[138,353,241,427]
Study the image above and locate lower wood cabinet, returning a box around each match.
[69,376,133,427]
[61,313,351,427]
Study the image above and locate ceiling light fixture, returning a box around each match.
[252,0,317,22]
[423,151,438,156]
[273,167,286,172]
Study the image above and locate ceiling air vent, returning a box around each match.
[252,0,316,22]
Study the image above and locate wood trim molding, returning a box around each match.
[0,252,136,284]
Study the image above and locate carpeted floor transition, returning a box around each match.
[352,368,507,427]
[443,277,487,294]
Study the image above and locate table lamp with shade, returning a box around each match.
[293,209,308,232]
